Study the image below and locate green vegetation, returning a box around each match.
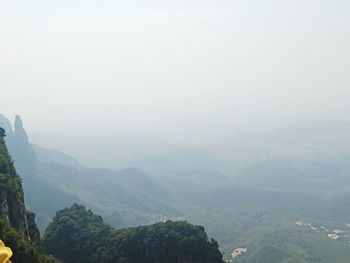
[43,204,112,263]
[0,128,60,263]
[0,130,24,201]
[43,204,223,263]
[0,219,60,263]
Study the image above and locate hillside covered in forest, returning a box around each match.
[43,204,223,263]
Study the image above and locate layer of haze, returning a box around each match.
[1,0,350,167]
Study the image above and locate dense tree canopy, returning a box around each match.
[43,204,223,263]
[43,204,112,263]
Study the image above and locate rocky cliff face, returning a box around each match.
[0,114,79,232]
[0,127,40,242]
[6,115,39,175]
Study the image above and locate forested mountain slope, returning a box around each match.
[43,204,223,263]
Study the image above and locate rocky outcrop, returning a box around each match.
[0,127,39,241]
[0,114,79,232]
[26,210,41,242]
[6,115,39,174]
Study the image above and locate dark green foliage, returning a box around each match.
[43,204,112,263]
[0,136,17,178]
[0,131,28,234]
[99,221,223,263]
[0,134,22,199]
[43,204,223,263]
[0,219,60,263]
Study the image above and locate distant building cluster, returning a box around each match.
[295,220,348,241]
[232,248,248,258]
[328,233,340,240]
[150,214,185,224]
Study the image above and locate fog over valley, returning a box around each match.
[1,1,350,262]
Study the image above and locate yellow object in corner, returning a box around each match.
[0,240,12,263]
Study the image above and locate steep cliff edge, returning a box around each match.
[5,115,39,174]
[0,126,39,242]
[0,114,78,231]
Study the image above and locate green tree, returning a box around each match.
[43,204,224,263]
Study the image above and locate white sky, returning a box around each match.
[1,0,350,137]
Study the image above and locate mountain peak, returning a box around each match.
[14,115,29,141]
[15,115,24,130]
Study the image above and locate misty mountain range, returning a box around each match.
[28,118,350,171]
[2,113,350,261]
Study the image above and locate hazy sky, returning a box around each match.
[1,0,350,138]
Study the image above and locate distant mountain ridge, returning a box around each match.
[3,114,350,262]
[33,144,82,168]
[1,116,224,263]
[0,114,184,231]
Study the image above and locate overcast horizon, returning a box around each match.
[2,0,350,139]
